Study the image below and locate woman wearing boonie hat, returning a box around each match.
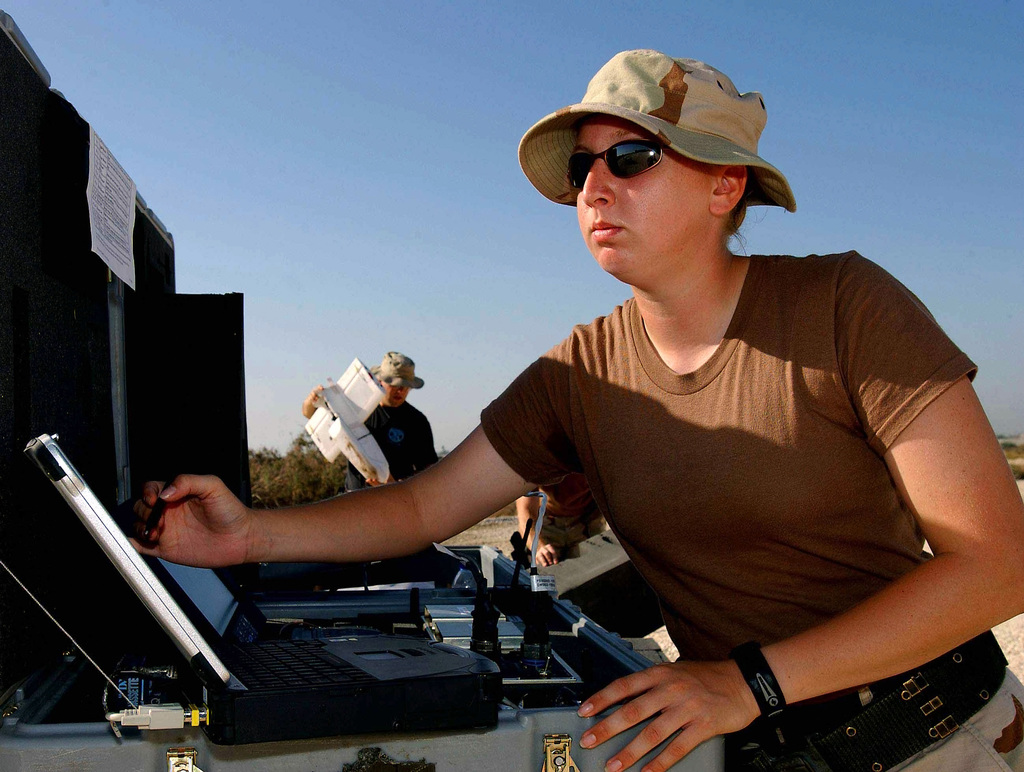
[135,51,1024,771]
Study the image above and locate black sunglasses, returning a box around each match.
[567,139,664,189]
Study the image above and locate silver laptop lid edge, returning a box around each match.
[25,434,231,685]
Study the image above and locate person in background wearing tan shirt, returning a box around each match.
[516,473,606,567]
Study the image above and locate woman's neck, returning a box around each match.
[632,250,750,375]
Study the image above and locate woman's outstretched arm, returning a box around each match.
[133,425,534,567]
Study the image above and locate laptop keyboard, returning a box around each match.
[228,639,374,688]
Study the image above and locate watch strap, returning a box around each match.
[730,641,786,719]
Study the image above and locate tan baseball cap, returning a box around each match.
[518,49,796,212]
[371,351,424,389]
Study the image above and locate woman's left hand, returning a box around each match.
[577,659,758,771]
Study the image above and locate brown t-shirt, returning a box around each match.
[481,253,975,661]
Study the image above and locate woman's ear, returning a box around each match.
[709,165,747,216]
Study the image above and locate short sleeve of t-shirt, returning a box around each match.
[481,339,581,486]
[834,254,976,454]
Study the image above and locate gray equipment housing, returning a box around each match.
[1,546,723,771]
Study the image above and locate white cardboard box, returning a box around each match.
[305,359,390,482]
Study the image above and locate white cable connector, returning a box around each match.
[107,703,185,730]
[106,702,209,731]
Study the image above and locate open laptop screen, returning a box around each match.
[159,561,238,637]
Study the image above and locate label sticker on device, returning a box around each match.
[531,574,557,593]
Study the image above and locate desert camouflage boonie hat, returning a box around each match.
[371,351,424,389]
[518,49,796,212]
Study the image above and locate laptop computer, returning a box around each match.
[24,433,502,744]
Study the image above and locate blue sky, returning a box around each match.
[6,1,1022,452]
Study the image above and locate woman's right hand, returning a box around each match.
[131,475,254,567]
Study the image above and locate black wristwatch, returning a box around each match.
[730,641,786,719]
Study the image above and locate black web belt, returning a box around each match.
[729,631,1007,772]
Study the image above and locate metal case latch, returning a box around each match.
[543,733,580,772]
[167,747,205,772]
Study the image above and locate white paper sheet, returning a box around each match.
[86,126,136,289]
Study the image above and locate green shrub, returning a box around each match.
[249,434,348,509]
[1002,444,1023,479]
[248,434,521,514]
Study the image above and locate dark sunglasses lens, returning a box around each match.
[609,143,661,178]
[568,153,593,189]
[568,142,662,189]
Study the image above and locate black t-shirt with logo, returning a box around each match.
[345,402,438,491]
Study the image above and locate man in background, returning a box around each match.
[302,351,437,491]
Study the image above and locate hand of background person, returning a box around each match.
[301,385,325,419]
[131,475,254,568]
[365,474,397,487]
[576,659,758,770]
[535,542,561,567]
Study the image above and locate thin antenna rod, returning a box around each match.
[0,558,137,708]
